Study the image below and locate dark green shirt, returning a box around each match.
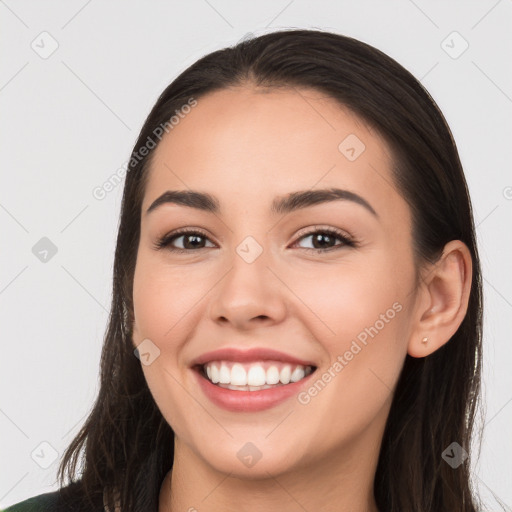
[1,483,104,512]
[1,489,63,512]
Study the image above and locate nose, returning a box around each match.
[207,244,288,331]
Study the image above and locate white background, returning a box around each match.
[1,1,511,510]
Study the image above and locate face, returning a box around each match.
[132,86,418,478]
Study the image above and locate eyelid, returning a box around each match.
[153,227,213,251]
[293,224,352,242]
[154,225,356,253]
[291,225,355,251]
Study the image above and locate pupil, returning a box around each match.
[181,233,336,250]
[314,233,332,249]
[185,234,203,249]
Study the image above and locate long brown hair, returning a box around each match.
[57,28,485,511]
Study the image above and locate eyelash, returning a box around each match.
[153,226,356,254]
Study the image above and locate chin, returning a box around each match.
[191,435,307,479]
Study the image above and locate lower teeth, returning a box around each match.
[216,382,285,391]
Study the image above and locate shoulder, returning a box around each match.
[1,489,62,512]
[1,482,104,512]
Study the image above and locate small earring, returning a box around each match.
[421,337,428,344]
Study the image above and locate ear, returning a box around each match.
[407,240,473,358]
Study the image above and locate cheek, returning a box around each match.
[132,251,209,343]
[292,256,409,344]
[292,255,413,401]
[131,252,209,437]
[289,268,411,453]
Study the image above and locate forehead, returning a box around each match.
[142,86,402,218]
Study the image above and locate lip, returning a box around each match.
[190,347,318,412]
[190,347,317,367]
[193,366,316,412]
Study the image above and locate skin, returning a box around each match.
[131,86,472,512]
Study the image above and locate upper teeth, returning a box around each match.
[204,361,313,387]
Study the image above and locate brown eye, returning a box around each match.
[154,229,215,252]
[293,227,354,252]
[154,226,355,254]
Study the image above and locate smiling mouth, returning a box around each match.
[194,360,317,392]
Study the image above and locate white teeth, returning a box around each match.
[202,360,314,389]
[231,363,247,386]
[247,365,266,386]
[210,363,219,383]
[279,365,291,384]
[219,364,231,384]
[266,366,280,385]
[290,366,305,382]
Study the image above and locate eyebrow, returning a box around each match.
[145,187,378,217]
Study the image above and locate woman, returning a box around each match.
[3,28,485,511]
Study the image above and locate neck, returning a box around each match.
[159,426,383,512]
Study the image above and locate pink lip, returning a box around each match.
[190,347,317,367]
[192,367,316,412]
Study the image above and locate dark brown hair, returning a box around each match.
[57,28,485,511]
